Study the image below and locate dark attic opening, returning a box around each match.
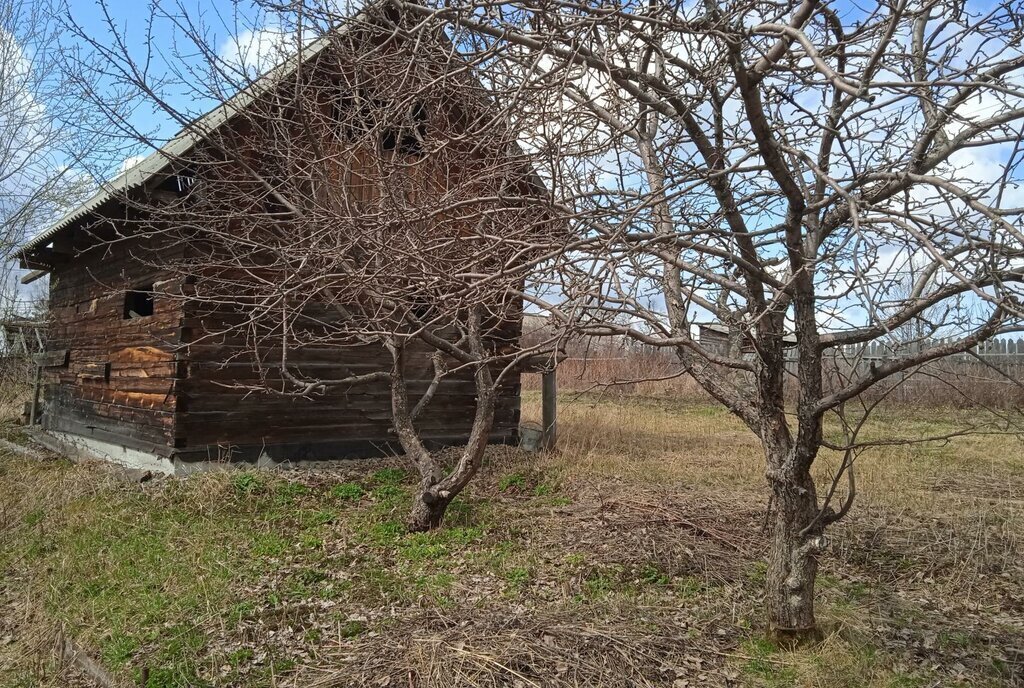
[380,100,428,156]
[123,285,155,319]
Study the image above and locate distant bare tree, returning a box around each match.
[379,0,1024,641]
[63,4,561,531]
[883,260,958,347]
[0,0,114,416]
[0,0,103,286]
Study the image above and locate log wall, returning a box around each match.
[42,237,184,455]
[42,241,521,461]
[174,301,521,462]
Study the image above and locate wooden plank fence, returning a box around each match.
[0,299,47,359]
[771,339,1024,383]
[0,319,46,358]
[824,337,1024,362]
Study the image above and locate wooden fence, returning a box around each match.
[521,326,1024,407]
[827,337,1024,362]
[0,299,46,359]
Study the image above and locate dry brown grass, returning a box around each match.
[1,393,1022,687]
[521,355,711,398]
[0,356,33,422]
[517,392,1024,686]
[521,354,1024,410]
[522,391,1024,514]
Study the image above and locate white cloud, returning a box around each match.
[218,23,297,76]
[119,155,146,174]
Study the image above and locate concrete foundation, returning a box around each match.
[28,429,399,476]
[26,428,530,476]
[34,431,177,475]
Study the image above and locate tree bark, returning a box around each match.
[765,463,825,646]
[408,480,452,532]
[388,315,497,534]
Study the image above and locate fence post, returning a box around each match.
[542,367,557,451]
[29,364,42,426]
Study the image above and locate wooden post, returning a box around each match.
[29,364,42,426]
[541,367,557,451]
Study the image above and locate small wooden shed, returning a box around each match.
[17,18,530,473]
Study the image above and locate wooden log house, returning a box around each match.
[17,17,536,473]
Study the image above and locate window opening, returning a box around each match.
[124,285,154,319]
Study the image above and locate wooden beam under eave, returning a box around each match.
[23,247,69,269]
[18,253,55,272]
[20,269,48,285]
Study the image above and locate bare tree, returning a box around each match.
[53,0,1024,637]
[374,0,1024,641]
[62,4,561,531]
[0,0,105,273]
[0,0,116,417]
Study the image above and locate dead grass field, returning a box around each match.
[1,393,1022,687]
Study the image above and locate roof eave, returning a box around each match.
[17,26,344,258]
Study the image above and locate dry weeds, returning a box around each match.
[0,393,1022,687]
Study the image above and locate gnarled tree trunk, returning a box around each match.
[389,321,498,533]
[408,476,454,532]
[765,460,824,646]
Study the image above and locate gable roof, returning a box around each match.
[698,322,798,348]
[20,11,551,276]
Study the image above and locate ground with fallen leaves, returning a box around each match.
[1,394,1022,687]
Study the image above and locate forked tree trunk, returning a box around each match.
[408,479,453,532]
[388,329,497,534]
[765,465,825,646]
[397,375,495,532]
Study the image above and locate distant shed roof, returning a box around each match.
[698,322,798,348]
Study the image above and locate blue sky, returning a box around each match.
[6,0,1022,340]
[3,0,264,306]
[59,0,263,158]
[52,0,365,175]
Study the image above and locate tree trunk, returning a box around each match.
[388,315,496,534]
[766,467,825,646]
[407,479,452,532]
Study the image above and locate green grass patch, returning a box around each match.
[637,563,671,586]
[231,472,264,495]
[740,637,799,686]
[498,472,527,492]
[371,467,407,485]
[330,482,364,501]
[0,463,380,685]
